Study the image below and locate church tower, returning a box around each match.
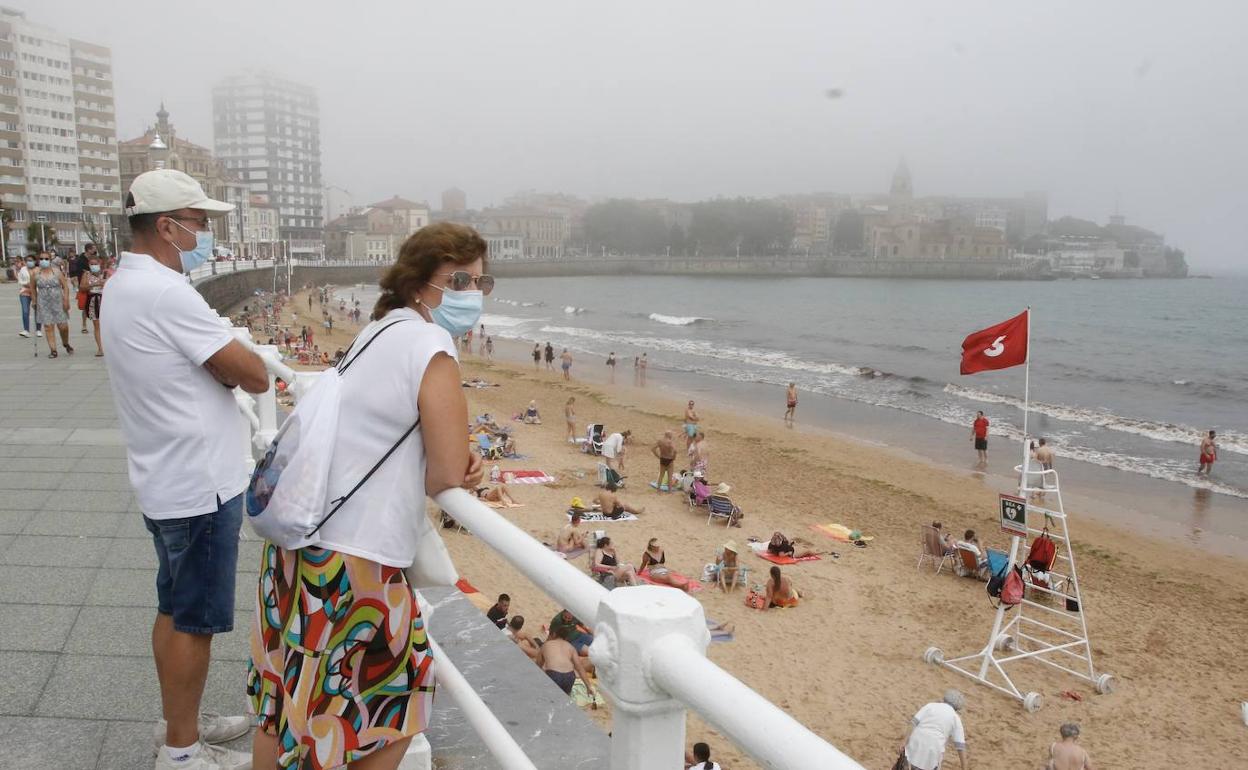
[889,157,913,200]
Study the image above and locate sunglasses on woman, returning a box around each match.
[436,271,495,295]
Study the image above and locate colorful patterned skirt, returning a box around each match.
[246,543,435,770]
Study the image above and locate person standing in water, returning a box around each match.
[532,343,541,370]
[639,353,648,385]
[971,411,989,467]
[606,351,617,383]
[560,348,573,380]
[1198,430,1217,475]
[784,382,798,425]
[544,341,554,371]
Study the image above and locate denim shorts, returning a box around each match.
[143,493,243,635]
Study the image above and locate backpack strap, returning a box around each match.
[337,318,412,375]
[308,416,422,537]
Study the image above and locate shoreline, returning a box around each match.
[252,287,1244,768]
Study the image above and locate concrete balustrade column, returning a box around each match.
[589,586,709,770]
[253,344,281,448]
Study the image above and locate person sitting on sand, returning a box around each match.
[1046,722,1094,770]
[486,594,510,629]
[523,400,542,425]
[900,690,968,770]
[474,483,521,508]
[592,536,639,586]
[548,609,593,655]
[716,540,741,591]
[505,615,542,663]
[638,537,691,592]
[557,511,588,553]
[538,625,596,699]
[765,565,801,608]
[595,482,645,518]
[767,531,819,559]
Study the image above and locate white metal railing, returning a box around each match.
[221,314,865,770]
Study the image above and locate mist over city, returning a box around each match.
[30,0,1248,272]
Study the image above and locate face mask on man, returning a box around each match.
[169,219,214,273]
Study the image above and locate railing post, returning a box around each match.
[589,586,708,770]
[253,344,281,448]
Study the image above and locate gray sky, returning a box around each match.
[38,0,1248,270]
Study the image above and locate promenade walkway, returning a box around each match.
[0,304,257,768]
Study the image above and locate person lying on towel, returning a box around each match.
[767,531,819,559]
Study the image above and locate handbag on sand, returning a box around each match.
[744,587,767,610]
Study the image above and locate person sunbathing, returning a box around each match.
[767,531,819,559]
[592,536,638,586]
[638,538,691,592]
[765,565,801,608]
[505,615,542,663]
[538,625,596,700]
[522,400,542,424]
[595,483,645,518]
[557,511,587,553]
[474,483,522,508]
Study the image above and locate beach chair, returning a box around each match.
[955,546,987,580]
[687,478,712,509]
[917,525,955,574]
[706,494,740,527]
[585,424,604,455]
[597,462,624,489]
[476,433,503,461]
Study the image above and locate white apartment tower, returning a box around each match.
[0,7,121,257]
[212,72,322,253]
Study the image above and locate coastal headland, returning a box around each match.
[247,285,1247,769]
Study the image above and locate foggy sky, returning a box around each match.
[37,0,1248,270]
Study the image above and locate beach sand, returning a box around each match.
[261,290,1248,769]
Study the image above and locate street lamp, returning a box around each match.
[35,214,49,251]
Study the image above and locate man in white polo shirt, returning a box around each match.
[103,169,268,770]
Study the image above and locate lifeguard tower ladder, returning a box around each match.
[923,464,1115,711]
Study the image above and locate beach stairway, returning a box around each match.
[414,586,610,768]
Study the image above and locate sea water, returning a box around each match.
[348,275,1248,547]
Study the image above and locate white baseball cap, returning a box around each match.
[125,169,233,216]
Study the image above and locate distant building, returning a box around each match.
[868,216,1010,260]
[243,195,280,257]
[0,7,121,256]
[483,232,524,261]
[213,72,322,254]
[442,186,466,213]
[120,104,250,252]
[1103,214,1167,275]
[324,195,429,260]
[480,206,568,259]
[1046,236,1130,274]
[779,194,850,252]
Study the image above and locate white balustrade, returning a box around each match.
[228,322,866,770]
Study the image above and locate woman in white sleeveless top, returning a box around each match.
[247,223,490,770]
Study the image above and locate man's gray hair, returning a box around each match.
[942,689,966,711]
[1059,722,1080,738]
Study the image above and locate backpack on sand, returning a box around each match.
[246,320,416,549]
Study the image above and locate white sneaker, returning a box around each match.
[154,712,251,751]
[153,742,252,770]
[17,330,29,337]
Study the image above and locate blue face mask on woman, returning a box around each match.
[428,286,483,338]
[39,259,51,269]
[170,220,214,272]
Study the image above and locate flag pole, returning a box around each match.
[1020,306,1032,495]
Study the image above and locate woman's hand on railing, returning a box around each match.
[463,453,484,489]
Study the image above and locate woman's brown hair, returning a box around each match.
[372,222,488,320]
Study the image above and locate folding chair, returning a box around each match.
[917,525,955,574]
[706,494,740,527]
[585,424,604,455]
[955,546,987,579]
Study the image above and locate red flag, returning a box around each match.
[960,310,1029,374]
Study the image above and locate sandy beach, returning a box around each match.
[252,289,1248,769]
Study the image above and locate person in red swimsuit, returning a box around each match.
[1198,430,1217,475]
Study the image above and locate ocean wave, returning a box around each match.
[564,306,589,315]
[478,313,538,328]
[944,384,1248,456]
[648,313,714,326]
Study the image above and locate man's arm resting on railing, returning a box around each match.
[204,339,268,393]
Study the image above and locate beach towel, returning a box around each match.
[456,577,479,594]
[750,542,821,565]
[810,523,875,542]
[706,618,734,643]
[570,678,606,710]
[506,470,556,484]
[637,568,704,592]
[549,545,587,560]
[566,509,638,522]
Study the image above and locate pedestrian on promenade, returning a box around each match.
[14,254,36,337]
[103,170,268,770]
[248,222,485,770]
[68,242,92,334]
[79,250,109,356]
[28,250,72,358]
[971,410,989,467]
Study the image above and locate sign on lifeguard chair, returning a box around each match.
[999,494,1027,537]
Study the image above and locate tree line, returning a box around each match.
[583,198,796,257]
